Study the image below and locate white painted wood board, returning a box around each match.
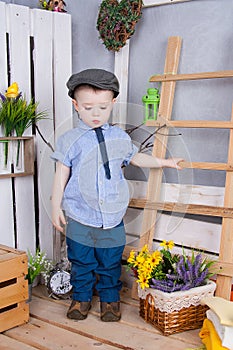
[113,42,130,127]
[6,3,36,253]
[52,11,72,260]
[0,2,7,92]
[129,180,224,206]
[0,1,16,247]
[53,11,73,141]
[32,9,55,258]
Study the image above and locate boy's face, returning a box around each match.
[72,86,116,128]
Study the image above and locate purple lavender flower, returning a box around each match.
[181,282,193,291]
[193,254,202,278]
[0,92,6,102]
[166,273,178,281]
[15,92,22,102]
[194,269,208,287]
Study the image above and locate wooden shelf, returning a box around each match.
[0,136,34,178]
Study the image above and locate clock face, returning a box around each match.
[49,270,72,295]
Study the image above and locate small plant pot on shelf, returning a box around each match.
[138,281,216,336]
[0,136,34,178]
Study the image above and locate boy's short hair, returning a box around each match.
[67,69,119,99]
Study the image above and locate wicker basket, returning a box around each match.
[138,281,216,336]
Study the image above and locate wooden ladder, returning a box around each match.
[127,36,233,300]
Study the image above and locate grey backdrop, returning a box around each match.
[2,0,233,187]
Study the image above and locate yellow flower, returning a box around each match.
[148,251,162,266]
[5,82,19,98]
[137,273,150,289]
[160,240,174,250]
[135,253,146,267]
[127,250,135,264]
[139,262,153,276]
[141,244,149,254]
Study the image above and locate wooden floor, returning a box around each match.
[1,285,205,350]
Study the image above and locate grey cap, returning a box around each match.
[67,68,119,98]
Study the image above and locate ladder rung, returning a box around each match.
[150,70,233,82]
[213,261,233,278]
[129,198,233,218]
[181,161,233,171]
[145,120,233,129]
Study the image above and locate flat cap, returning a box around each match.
[67,68,119,98]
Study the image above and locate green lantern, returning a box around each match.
[142,88,160,123]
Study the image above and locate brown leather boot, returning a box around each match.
[67,300,91,320]
[100,301,121,322]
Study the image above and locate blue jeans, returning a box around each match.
[66,220,125,302]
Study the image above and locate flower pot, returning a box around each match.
[138,280,216,336]
[0,136,34,177]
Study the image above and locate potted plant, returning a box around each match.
[127,241,216,335]
[0,82,48,167]
[26,249,53,301]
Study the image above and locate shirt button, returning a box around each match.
[100,200,103,205]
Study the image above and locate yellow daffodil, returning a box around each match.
[5,82,19,98]
[160,240,174,250]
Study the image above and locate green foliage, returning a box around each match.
[26,249,53,285]
[0,83,48,166]
[0,95,48,138]
[97,0,143,52]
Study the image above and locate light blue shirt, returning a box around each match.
[51,120,138,229]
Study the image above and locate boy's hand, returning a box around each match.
[165,158,184,170]
[52,208,66,232]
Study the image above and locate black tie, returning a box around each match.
[94,127,111,180]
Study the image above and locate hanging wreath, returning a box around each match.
[97,0,143,52]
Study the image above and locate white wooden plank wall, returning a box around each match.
[0,2,72,258]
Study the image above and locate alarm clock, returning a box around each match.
[47,269,72,299]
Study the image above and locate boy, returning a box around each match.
[51,68,183,322]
